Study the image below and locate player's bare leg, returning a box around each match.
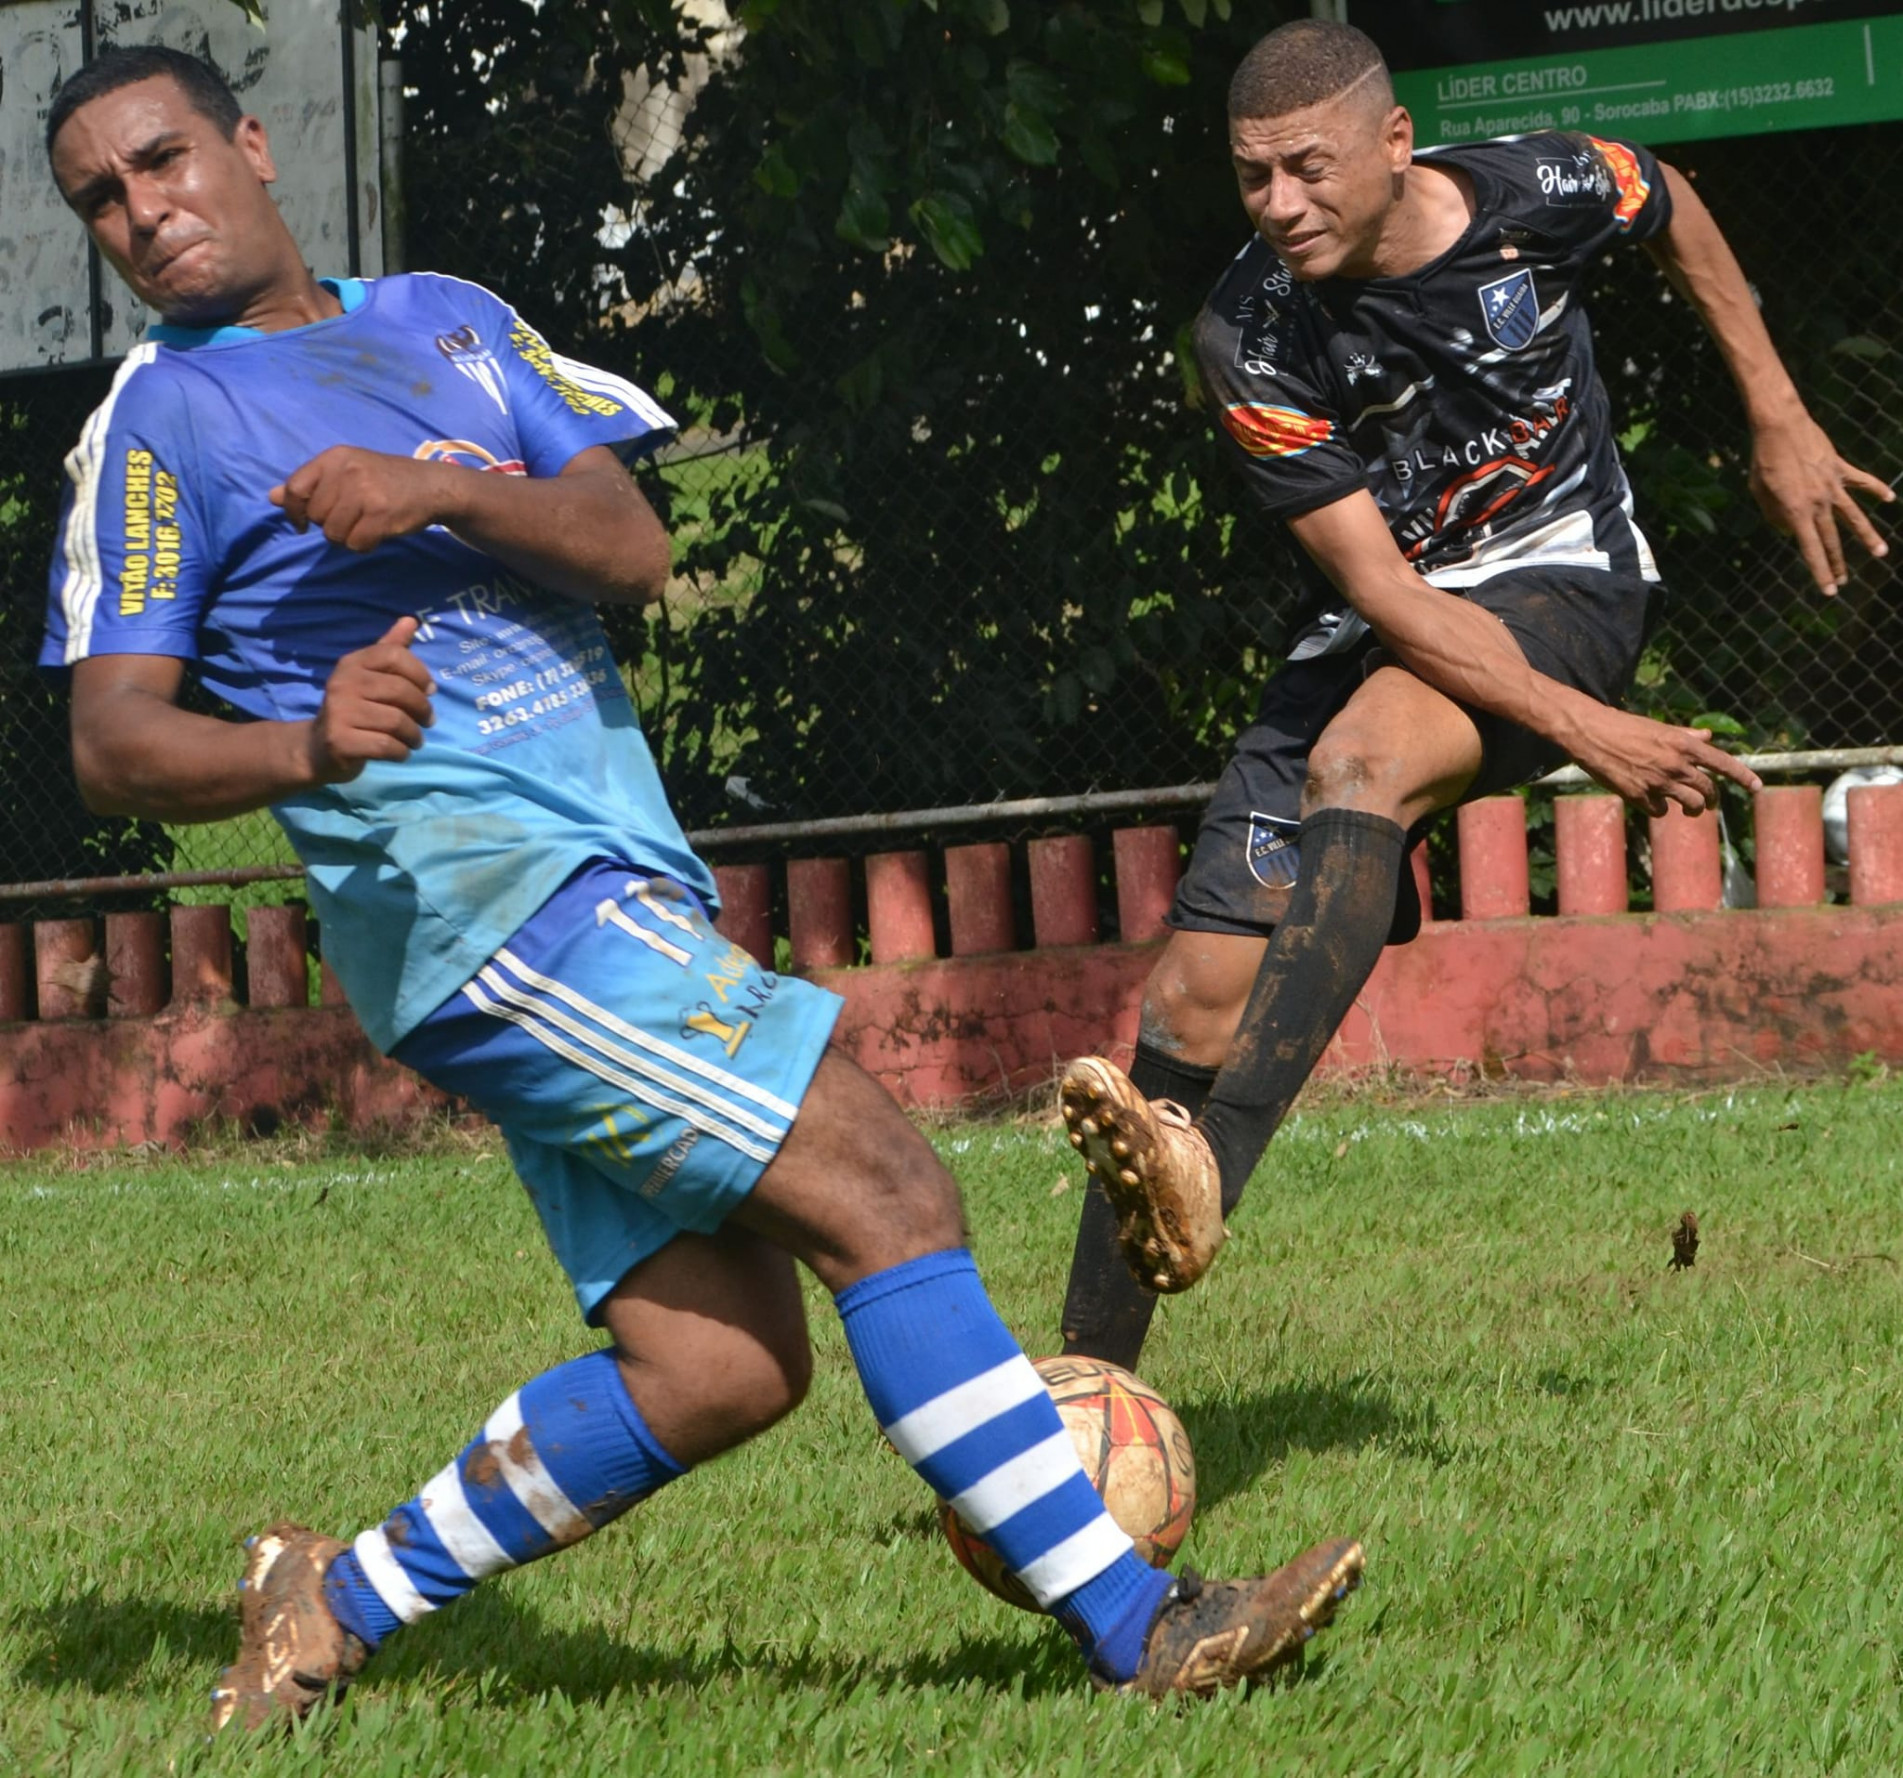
[213,1226,812,1730]
[220,1051,1364,1725]
[1063,667,1483,1334]
[733,1050,1363,1694]
[600,1227,812,1464]
[729,1049,969,1289]
[1145,926,1276,1067]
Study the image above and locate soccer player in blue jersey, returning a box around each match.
[42,47,1362,1726]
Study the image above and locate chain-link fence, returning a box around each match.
[2,12,1898,925]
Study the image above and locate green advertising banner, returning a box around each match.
[1348,3,1903,146]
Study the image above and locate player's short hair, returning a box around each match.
[1228,21,1394,124]
[46,45,243,160]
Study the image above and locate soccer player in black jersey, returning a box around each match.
[1058,19,1893,1369]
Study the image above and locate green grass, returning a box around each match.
[5,1077,1903,1773]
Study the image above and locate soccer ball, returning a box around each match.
[938,1356,1196,1612]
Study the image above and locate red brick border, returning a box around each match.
[7,793,1903,1149]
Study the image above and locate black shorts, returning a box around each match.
[1168,565,1662,942]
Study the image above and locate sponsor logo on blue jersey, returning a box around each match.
[435,324,508,412]
[414,437,526,475]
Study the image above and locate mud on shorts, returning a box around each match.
[396,859,842,1323]
[1169,565,1662,943]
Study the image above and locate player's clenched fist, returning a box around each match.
[305,616,436,783]
[272,446,453,553]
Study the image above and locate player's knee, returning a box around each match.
[1304,726,1407,817]
[827,1061,968,1250]
[1144,969,1233,1034]
[1139,979,1210,1056]
[857,1143,968,1259]
[1140,942,1250,1061]
[753,1053,970,1284]
[820,1152,969,1279]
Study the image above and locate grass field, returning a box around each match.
[6,1076,1902,1774]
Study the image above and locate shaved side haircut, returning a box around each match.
[1227,20,1393,123]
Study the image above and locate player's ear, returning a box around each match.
[234,114,278,186]
[1383,105,1413,176]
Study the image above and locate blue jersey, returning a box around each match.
[41,272,711,1052]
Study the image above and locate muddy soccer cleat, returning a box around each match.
[209,1523,368,1732]
[1061,1056,1225,1292]
[1117,1538,1365,1698]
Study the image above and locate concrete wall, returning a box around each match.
[6,788,1903,1150]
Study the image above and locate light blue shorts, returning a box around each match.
[396,859,842,1322]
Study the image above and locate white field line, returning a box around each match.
[10,1167,401,1203]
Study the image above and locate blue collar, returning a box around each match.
[147,276,369,348]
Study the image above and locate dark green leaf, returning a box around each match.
[910,192,985,270]
[836,178,892,252]
[1173,318,1206,408]
[1004,60,1067,116]
[1142,43,1192,86]
[848,119,892,166]
[1076,130,1121,189]
[753,144,801,199]
[1001,103,1059,166]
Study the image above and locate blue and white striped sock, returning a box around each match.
[322,1349,684,1647]
[837,1248,1174,1682]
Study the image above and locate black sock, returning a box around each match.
[1197,808,1405,1206]
[1131,1042,1224,1121]
[1059,1042,1221,1371]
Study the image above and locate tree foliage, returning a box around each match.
[393,1,1902,815]
[1589,124,1903,750]
[396,0,1301,826]
[4,3,1893,901]
[0,371,174,904]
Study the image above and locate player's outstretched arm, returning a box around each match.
[71,619,435,822]
[1288,492,1760,815]
[1645,163,1893,596]
[270,443,671,604]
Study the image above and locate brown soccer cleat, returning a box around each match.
[1118,1538,1365,1698]
[209,1523,369,1732]
[1061,1056,1225,1293]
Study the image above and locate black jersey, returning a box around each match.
[1193,132,1672,653]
